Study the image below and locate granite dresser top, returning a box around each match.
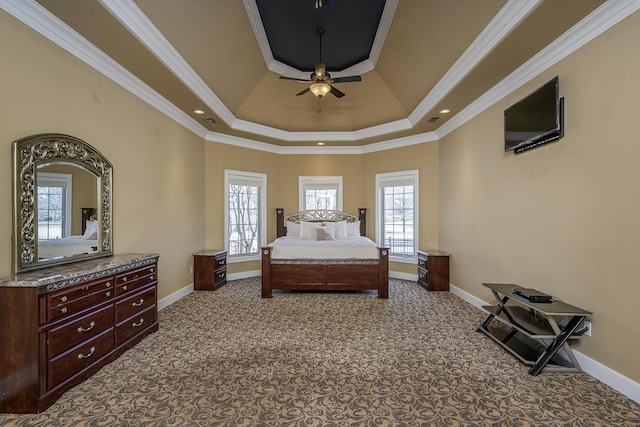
[0,253,159,289]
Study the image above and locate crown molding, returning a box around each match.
[436,0,640,141]
[99,0,237,127]
[4,0,639,153]
[0,0,208,139]
[408,0,540,126]
[243,0,398,79]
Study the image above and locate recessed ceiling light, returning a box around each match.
[317,142,325,146]
[194,109,204,115]
[439,109,451,114]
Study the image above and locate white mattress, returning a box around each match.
[269,236,379,259]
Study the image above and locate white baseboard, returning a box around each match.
[158,283,194,311]
[228,270,261,281]
[449,283,640,404]
[390,271,418,281]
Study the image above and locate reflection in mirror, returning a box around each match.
[13,133,112,273]
[35,163,99,261]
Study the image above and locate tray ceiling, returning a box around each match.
[5,0,623,149]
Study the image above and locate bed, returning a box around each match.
[37,217,99,259]
[261,208,389,298]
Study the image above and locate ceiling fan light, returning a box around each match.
[310,83,331,97]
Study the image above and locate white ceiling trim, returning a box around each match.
[0,0,208,139]
[436,0,640,141]
[5,0,639,154]
[99,0,237,127]
[408,0,541,126]
[243,0,399,80]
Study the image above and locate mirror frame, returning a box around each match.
[12,133,113,273]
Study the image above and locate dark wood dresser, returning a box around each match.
[417,249,450,291]
[0,253,159,414]
[193,249,227,291]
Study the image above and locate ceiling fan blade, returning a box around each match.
[331,75,362,84]
[280,76,311,83]
[314,63,326,77]
[329,85,345,98]
[296,88,311,96]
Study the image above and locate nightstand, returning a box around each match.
[417,249,450,291]
[193,249,227,290]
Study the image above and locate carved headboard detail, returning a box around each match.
[276,208,367,238]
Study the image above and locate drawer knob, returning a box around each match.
[134,275,139,280]
[132,299,144,307]
[218,273,225,278]
[122,277,128,282]
[60,307,68,314]
[133,318,145,327]
[122,285,128,291]
[219,260,225,265]
[60,296,68,303]
[106,282,111,288]
[105,291,111,297]
[77,346,96,359]
[78,321,96,333]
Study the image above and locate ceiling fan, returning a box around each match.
[279,27,362,100]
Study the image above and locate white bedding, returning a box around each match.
[269,236,379,260]
[38,236,99,259]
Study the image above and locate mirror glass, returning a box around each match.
[36,163,99,261]
[13,134,113,273]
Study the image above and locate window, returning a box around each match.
[376,170,419,261]
[224,170,266,261]
[299,176,343,211]
[37,172,72,240]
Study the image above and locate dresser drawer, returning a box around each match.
[116,286,156,323]
[214,267,227,286]
[115,265,157,296]
[47,280,114,322]
[47,304,114,357]
[418,269,428,288]
[48,328,114,389]
[116,305,157,346]
[213,254,226,270]
[418,254,428,270]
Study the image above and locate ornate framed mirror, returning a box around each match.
[12,133,113,273]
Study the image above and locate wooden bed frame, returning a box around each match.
[261,208,389,298]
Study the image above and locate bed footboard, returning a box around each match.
[261,247,389,298]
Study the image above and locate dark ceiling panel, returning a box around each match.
[256,0,385,71]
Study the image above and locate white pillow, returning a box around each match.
[315,226,336,241]
[299,221,320,239]
[83,220,98,238]
[329,220,348,239]
[346,221,361,237]
[286,221,300,237]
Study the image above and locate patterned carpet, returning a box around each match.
[1,278,639,426]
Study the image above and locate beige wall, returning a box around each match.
[439,12,640,382]
[0,11,205,299]
[203,146,441,275]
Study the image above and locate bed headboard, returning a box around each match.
[276,208,367,238]
[81,207,96,234]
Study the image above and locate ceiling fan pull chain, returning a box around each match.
[317,97,322,114]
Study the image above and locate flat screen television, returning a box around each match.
[504,76,564,153]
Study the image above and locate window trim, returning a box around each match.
[37,172,73,239]
[375,170,419,263]
[298,176,343,211]
[224,169,267,263]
